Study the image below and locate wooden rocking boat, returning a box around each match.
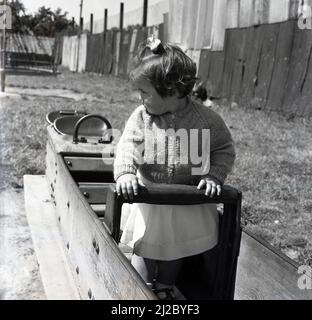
[24,113,312,300]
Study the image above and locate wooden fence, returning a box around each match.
[60,3,312,118]
[198,20,312,117]
[61,25,163,76]
[1,34,56,69]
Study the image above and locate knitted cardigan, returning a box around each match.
[114,98,235,186]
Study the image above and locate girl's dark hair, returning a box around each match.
[129,39,197,98]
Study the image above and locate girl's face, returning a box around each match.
[134,78,171,115]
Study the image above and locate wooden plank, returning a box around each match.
[206,51,225,98]
[78,183,111,204]
[266,20,296,112]
[254,0,270,25]
[282,26,312,116]
[239,25,263,108]
[103,30,114,75]
[298,31,312,117]
[210,0,227,51]
[113,31,121,76]
[158,23,164,42]
[24,175,80,300]
[254,23,280,110]
[90,204,106,218]
[45,141,155,300]
[118,30,131,78]
[285,28,312,117]
[235,231,312,300]
[99,33,106,74]
[127,28,137,74]
[201,0,215,48]
[197,49,211,87]
[85,34,94,73]
[63,157,113,172]
[269,0,290,23]
[230,28,250,102]
[239,0,254,27]
[289,0,301,19]
[220,29,236,98]
[163,13,169,42]
[195,0,215,49]
[168,0,184,44]
[226,0,240,29]
[181,0,199,49]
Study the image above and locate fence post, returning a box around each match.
[104,9,108,32]
[90,13,94,34]
[143,0,148,27]
[120,3,124,30]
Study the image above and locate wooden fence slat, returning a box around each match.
[168,0,184,44]
[198,49,211,87]
[206,51,225,98]
[163,13,169,42]
[282,26,312,116]
[269,0,290,23]
[227,0,239,29]
[158,23,164,42]
[181,0,199,49]
[239,0,254,27]
[221,29,236,98]
[118,30,132,78]
[103,31,113,74]
[113,31,121,76]
[289,0,301,19]
[298,32,312,117]
[100,33,106,74]
[253,0,270,25]
[239,25,263,108]
[210,0,227,51]
[127,29,137,75]
[254,23,280,110]
[230,28,250,101]
[98,34,103,74]
[266,20,296,112]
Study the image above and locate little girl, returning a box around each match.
[114,37,235,300]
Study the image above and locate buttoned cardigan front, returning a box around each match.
[114,98,236,186]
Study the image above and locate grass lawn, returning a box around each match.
[1,68,311,265]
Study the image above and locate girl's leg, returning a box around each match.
[153,258,183,300]
[201,246,218,296]
[156,258,183,286]
[131,254,157,283]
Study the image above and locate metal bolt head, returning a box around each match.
[67,161,72,167]
[95,244,100,255]
[84,192,90,199]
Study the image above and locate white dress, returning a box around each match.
[120,174,219,261]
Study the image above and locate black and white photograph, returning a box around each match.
[0,0,312,306]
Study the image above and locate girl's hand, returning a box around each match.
[197,176,222,198]
[116,174,139,200]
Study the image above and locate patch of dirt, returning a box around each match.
[0,188,46,300]
[5,86,101,102]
